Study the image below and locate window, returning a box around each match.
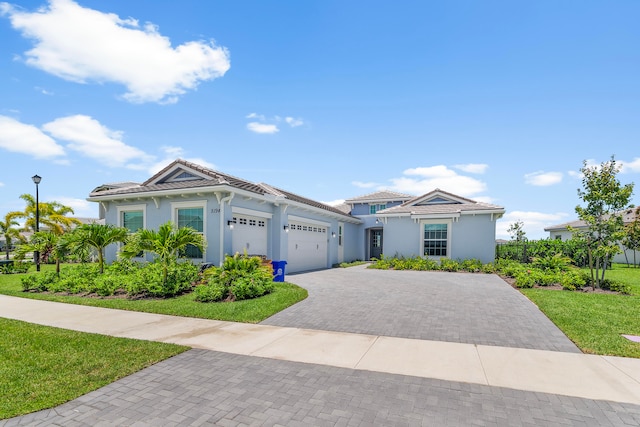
[122,211,143,233]
[423,223,448,257]
[118,205,146,258]
[176,207,204,259]
[338,225,343,246]
[369,204,387,214]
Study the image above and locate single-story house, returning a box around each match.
[545,208,640,265]
[88,159,505,272]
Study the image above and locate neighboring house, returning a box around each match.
[545,208,640,265]
[372,189,505,264]
[88,159,505,272]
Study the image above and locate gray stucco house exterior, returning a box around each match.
[88,159,505,272]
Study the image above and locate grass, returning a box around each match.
[0,263,308,419]
[0,264,308,323]
[521,263,640,358]
[0,317,187,420]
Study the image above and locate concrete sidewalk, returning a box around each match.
[2,294,640,406]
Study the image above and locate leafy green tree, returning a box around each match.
[68,223,129,273]
[120,221,205,284]
[17,194,81,235]
[622,206,640,267]
[0,211,23,260]
[507,220,526,242]
[574,156,634,287]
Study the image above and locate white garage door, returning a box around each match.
[231,215,268,257]
[287,221,328,273]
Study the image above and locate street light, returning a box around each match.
[32,174,41,272]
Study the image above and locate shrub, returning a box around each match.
[460,258,483,273]
[0,261,31,274]
[439,258,460,272]
[514,270,536,288]
[560,270,588,291]
[196,253,275,302]
[531,253,573,272]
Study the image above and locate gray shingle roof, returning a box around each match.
[377,189,504,216]
[544,208,639,231]
[345,190,413,203]
[89,159,357,220]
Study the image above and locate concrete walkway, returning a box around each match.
[2,294,640,407]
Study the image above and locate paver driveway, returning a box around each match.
[263,265,580,353]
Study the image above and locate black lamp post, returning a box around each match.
[32,174,42,272]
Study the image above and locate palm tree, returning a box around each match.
[15,231,70,276]
[0,211,23,260]
[18,194,81,235]
[69,223,129,273]
[121,221,205,284]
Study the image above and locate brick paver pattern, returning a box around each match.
[264,266,580,352]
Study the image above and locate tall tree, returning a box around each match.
[0,211,23,260]
[121,221,205,284]
[17,194,81,235]
[574,157,634,287]
[15,231,70,276]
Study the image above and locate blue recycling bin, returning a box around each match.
[271,260,287,282]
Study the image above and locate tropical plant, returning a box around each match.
[0,211,23,260]
[16,194,81,235]
[120,221,205,285]
[574,156,634,287]
[67,223,129,273]
[14,231,72,276]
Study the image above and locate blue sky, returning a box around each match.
[1,0,639,240]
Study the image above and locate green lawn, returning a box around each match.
[521,263,640,358]
[0,264,308,420]
[1,317,187,420]
[0,264,308,324]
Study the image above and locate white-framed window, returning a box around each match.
[422,220,451,258]
[117,204,146,258]
[171,201,206,259]
[338,225,343,246]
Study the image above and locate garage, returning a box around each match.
[231,214,268,257]
[287,220,329,273]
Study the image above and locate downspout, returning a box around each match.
[216,192,235,266]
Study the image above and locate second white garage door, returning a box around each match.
[287,221,328,273]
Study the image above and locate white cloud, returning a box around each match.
[352,181,379,189]
[245,112,265,121]
[0,115,65,158]
[0,182,4,187]
[285,117,304,127]
[524,171,563,186]
[147,146,215,175]
[390,165,487,197]
[454,163,488,174]
[2,0,230,104]
[42,114,152,167]
[245,112,305,133]
[247,122,279,134]
[497,210,569,241]
[620,158,640,173]
[53,196,97,217]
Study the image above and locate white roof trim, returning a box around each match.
[231,206,273,219]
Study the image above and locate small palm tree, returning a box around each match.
[69,223,129,273]
[0,211,23,260]
[15,231,69,276]
[120,221,205,284]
